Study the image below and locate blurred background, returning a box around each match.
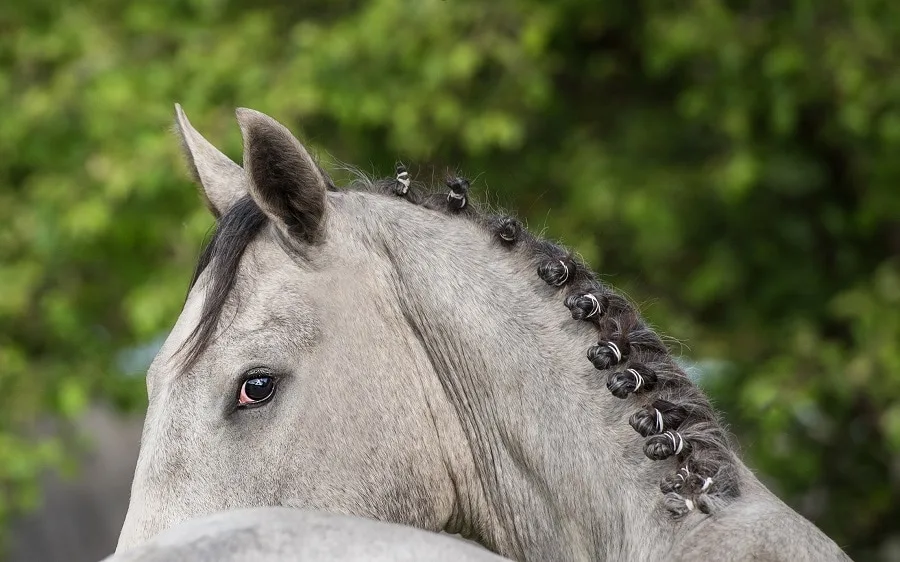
[1,0,899,560]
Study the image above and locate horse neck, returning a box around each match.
[381,216,675,560]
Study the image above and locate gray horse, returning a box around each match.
[104,508,508,561]
[116,105,851,561]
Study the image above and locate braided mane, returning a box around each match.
[364,165,741,517]
[185,162,741,518]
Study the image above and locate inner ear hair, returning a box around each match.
[236,108,329,242]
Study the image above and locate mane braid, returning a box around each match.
[183,169,741,517]
[348,170,741,517]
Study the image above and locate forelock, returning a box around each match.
[178,195,268,369]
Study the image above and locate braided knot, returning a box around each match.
[393,163,411,195]
[446,176,469,210]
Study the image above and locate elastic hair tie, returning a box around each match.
[394,164,411,195]
[554,260,570,286]
[447,188,467,209]
[700,477,713,493]
[603,341,622,363]
[498,218,519,242]
[666,431,684,455]
[654,408,664,433]
[584,293,601,318]
[626,368,644,391]
[447,192,467,209]
[684,498,695,511]
[445,177,469,210]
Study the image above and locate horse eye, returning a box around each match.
[238,375,276,407]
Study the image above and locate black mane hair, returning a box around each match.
[179,196,267,368]
[179,168,740,518]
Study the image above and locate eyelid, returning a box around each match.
[240,366,273,380]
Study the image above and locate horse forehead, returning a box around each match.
[148,242,301,380]
[148,280,208,379]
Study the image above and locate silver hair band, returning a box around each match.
[554,260,570,286]
[584,293,601,317]
[447,189,467,210]
[604,341,622,363]
[396,171,410,193]
[626,368,644,391]
[667,431,684,455]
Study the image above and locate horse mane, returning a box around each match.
[181,196,268,368]
[180,164,741,519]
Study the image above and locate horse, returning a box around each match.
[103,507,509,561]
[115,104,851,561]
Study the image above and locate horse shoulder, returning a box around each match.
[103,507,510,562]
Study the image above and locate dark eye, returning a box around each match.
[238,375,276,407]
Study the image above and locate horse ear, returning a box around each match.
[173,104,246,218]
[235,108,328,242]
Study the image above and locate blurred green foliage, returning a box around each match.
[1,0,899,559]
